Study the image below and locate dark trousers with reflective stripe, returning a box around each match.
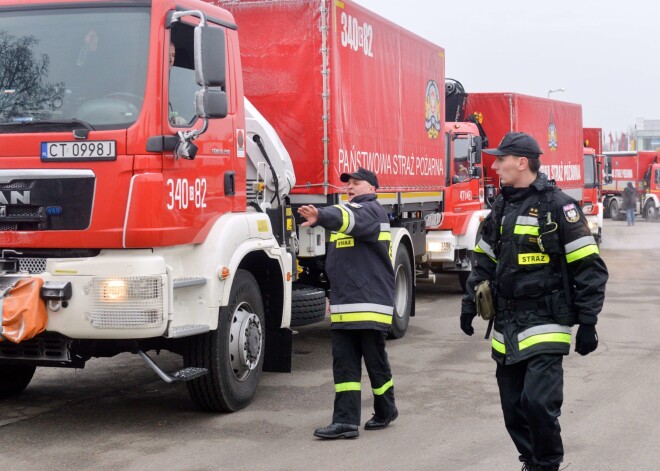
[331,329,395,425]
[496,354,564,467]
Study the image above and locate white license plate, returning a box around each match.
[41,141,116,160]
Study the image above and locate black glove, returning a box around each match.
[460,300,477,336]
[575,324,598,355]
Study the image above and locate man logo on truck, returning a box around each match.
[0,191,30,205]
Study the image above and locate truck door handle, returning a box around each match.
[224,171,235,196]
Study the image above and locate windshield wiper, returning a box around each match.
[2,118,96,131]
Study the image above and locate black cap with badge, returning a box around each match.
[340,167,379,188]
[482,132,543,158]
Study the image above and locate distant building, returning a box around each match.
[634,118,660,151]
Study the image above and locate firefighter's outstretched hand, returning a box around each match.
[460,300,477,336]
[575,324,598,355]
[297,205,318,227]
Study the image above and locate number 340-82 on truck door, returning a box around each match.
[166,178,207,210]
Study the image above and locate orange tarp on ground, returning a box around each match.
[1,278,47,343]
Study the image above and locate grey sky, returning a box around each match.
[354,0,660,138]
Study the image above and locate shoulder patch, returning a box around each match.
[562,203,580,223]
[347,202,362,208]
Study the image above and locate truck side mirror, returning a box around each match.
[194,25,226,87]
[470,135,482,164]
[195,89,228,119]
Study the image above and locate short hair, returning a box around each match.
[527,156,541,173]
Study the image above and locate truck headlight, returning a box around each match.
[100,279,128,301]
[90,276,164,329]
[427,241,452,253]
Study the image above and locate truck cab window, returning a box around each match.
[169,25,199,126]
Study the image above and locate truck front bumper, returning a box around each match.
[1,251,169,340]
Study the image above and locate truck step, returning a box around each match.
[138,350,208,383]
[172,277,207,289]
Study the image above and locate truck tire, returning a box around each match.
[185,270,264,412]
[389,247,413,340]
[644,201,658,222]
[609,199,623,221]
[0,364,36,399]
[290,285,326,327]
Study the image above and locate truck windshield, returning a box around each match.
[584,153,596,188]
[0,6,149,131]
[453,136,470,181]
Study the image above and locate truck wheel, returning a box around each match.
[389,247,413,340]
[0,364,36,399]
[609,199,623,221]
[644,201,658,222]
[185,270,264,412]
[290,285,326,327]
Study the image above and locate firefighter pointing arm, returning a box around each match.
[298,168,398,440]
[459,132,608,471]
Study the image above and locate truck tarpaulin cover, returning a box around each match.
[221,0,446,193]
[1,278,47,344]
[466,93,584,194]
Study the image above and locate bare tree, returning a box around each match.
[0,32,65,121]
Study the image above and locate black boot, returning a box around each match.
[313,423,359,439]
[364,407,398,430]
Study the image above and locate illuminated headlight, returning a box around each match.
[100,279,128,301]
[90,276,164,328]
[588,220,599,232]
[427,241,453,253]
[582,204,594,215]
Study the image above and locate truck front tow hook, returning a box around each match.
[137,350,207,383]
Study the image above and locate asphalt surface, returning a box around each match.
[0,217,658,471]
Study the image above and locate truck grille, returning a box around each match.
[0,334,71,363]
[19,257,47,274]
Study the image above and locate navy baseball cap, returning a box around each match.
[340,167,379,188]
[483,132,543,158]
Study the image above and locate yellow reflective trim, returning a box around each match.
[514,225,540,236]
[566,244,599,263]
[475,245,497,263]
[492,337,506,354]
[519,332,571,350]
[373,379,393,396]
[331,312,393,325]
[335,382,361,393]
[329,233,352,242]
[336,238,354,248]
[336,205,350,233]
[378,231,392,241]
[518,253,550,265]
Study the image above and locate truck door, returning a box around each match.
[156,18,240,246]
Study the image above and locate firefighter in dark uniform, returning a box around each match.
[298,167,398,440]
[460,133,608,471]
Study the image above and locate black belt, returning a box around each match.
[496,296,546,311]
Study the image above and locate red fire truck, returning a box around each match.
[602,151,660,220]
[0,0,449,410]
[582,127,604,240]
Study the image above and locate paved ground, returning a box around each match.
[0,217,658,470]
